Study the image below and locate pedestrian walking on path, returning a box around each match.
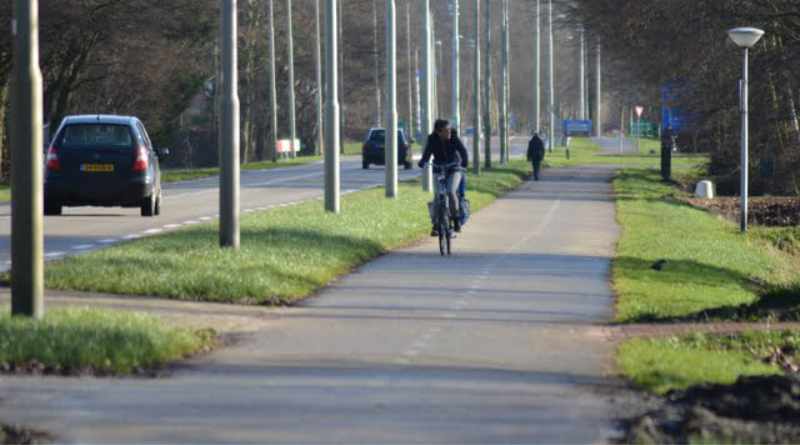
[527,133,546,181]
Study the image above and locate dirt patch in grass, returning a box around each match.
[1,424,52,444]
[687,196,800,227]
[621,375,800,444]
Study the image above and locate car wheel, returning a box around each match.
[141,194,156,217]
[362,160,369,169]
[404,161,412,170]
[44,201,62,216]
[154,192,162,216]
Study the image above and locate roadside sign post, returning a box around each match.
[635,105,644,154]
[325,0,341,212]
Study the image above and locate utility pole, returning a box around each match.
[482,0,492,168]
[578,26,586,120]
[532,0,540,134]
[373,0,382,127]
[315,0,324,155]
[406,2,415,139]
[267,0,279,162]
[421,0,433,192]
[10,0,44,318]
[595,43,602,137]
[472,0,481,175]
[325,0,341,212]
[451,0,460,133]
[547,0,555,152]
[286,0,297,158]
[385,0,398,198]
[220,0,240,249]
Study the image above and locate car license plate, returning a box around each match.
[81,163,114,173]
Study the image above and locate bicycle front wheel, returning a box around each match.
[438,226,446,256]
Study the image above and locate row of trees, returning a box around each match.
[2,0,592,175]
[572,0,800,195]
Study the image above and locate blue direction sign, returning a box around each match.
[563,120,593,136]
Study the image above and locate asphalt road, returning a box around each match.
[0,136,529,272]
[0,165,620,443]
[0,158,422,271]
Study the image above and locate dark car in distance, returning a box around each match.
[44,115,168,217]
[362,128,413,170]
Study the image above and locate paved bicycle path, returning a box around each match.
[0,166,621,444]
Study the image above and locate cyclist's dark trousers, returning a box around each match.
[437,170,463,218]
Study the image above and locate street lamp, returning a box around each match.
[727,26,765,233]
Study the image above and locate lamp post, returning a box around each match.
[728,27,765,233]
[10,0,45,317]
[532,0,540,134]
[325,0,341,212]
[286,0,297,159]
[547,0,555,153]
[385,0,398,198]
[472,0,481,175]
[450,0,460,134]
[314,0,324,155]
[421,0,433,192]
[220,0,240,249]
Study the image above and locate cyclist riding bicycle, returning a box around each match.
[418,119,469,236]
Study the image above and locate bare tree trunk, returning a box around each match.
[0,78,8,180]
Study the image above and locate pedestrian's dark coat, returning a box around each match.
[527,135,546,163]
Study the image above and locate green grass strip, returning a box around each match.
[162,155,322,183]
[613,168,798,322]
[43,161,530,304]
[0,308,214,375]
[618,333,781,395]
[545,137,707,169]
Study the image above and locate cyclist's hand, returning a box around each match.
[418,161,426,169]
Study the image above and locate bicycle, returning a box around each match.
[428,161,461,256]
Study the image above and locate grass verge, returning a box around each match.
[545,137,707,169]
[618,330,800,395]
[612,168,799,322]
[0,308,215,375]
[42,161,530,304]
[162,155,322,183]
[0,186,8,203]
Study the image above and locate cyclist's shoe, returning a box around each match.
[430,226,439,237]
[454,219,462,233]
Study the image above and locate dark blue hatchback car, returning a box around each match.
[361,128,413,170]
[44,115,168,217]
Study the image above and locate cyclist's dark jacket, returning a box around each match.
[420,134,469,168]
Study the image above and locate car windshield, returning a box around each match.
[369,130,407,144]
[57,124,134,149]
[369,130,386,142]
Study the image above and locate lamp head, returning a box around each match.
[728,27,765,49]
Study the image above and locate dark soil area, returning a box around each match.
[687,196,800,227]
[622,375,800,444]
[0,425,52,445]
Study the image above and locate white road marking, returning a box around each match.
[45,252,66,258]
[199,216,213,221]
[123,234,141,240]
[71,244,95,251]
[183,220,200,225]
[163,224,181,229]
[97,239,117,244]
[143,228,163,235]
